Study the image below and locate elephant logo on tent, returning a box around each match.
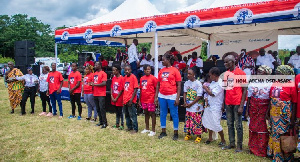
[293,3,300,19]
[143,21,157,33]
[111,25,122,37]
[61,31,69,40]
[234,8,253,24]
[84,29,93,43]
[184,15,201,29]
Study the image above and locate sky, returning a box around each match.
[1,0,299,50]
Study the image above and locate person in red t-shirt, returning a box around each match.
[68,63,82,120]
[155,53,182,140]
[139,64,158,136]
[99,55,108,71]
[82,65,97,122]
[47,63,64,118]
[267,65,297,161]
[111,65,124,130]
[123,65,139,133]
[169,47,180,56]
[83,56,95,68]
[90,62,108,128]
[222,55,247,152]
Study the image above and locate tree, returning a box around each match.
[0,14,54,58]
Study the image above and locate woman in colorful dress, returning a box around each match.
[245,65,272,157]
[267,65,297,161]
[5,62,24,114]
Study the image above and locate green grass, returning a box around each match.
[0,77,273,161]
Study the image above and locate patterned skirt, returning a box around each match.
[184,111,203,135]
[248,97,269,157]
[267,98,293,162]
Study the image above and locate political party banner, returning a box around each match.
[210,30,278,57]
[150,36,203,57]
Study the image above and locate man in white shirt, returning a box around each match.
[138,54,154,79]
[128,39,139,77]
[187,52,203,79]
[288,46,300,74]
[256,48,278,72]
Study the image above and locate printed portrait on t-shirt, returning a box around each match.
[272,88,281,98]
[113,82,120,94]
[70,77,74,84]
[83,77,88,85]
[259,89,264,96]
[124,82,130,91]
[94,75,98,83]
[227,78,234,88]
[162,72,169,81]
[50,76,54,83]
[141,80,147,89]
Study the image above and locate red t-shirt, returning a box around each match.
[295,74,300,118]
[47,71,64,95]
[158,67,181,95]
[269,82,297,103]
[84,61,95,67]
[189,59,197,68]
[111,75,124,106]
[83,73,94,94]
[140,75,158,103]
[170,50,179,56]
[225,67,246,105]
[173,61,186,70]
[123,74,138,104]
[68,71,82,94]
[101,60,108,67]
[93,71,107,96]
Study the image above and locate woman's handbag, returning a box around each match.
[280,127,297,154]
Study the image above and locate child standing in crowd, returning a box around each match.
[182,68,203,143]
[139,64,158,136]
[47,63,64,118]
[123,65,139,133]
[68,63,83,120]
[203,74,211,108]
[155,53,181,140]
[91,62,108,128]
[202,67,226,146]
[38,66,52,116]
[111,65,124,130]
[83,66,97,122]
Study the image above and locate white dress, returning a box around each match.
[202,81,224,132]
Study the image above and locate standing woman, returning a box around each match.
[83,65,97,122]
[245,65,272,157]
[154,53,182,140]
[267,65,297,161]
[15,67,38,115]
[5,62,24,114]
[38,66,52,116]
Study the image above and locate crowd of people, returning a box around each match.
[3,39,300,161]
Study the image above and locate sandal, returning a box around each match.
[218,142,226,147]
[195,137,202,143]
[184,135,192,141]
[112,125,119,128]
[118,126,124,130]
[205,140,212,144]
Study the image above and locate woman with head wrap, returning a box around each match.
[245,65,272,157]
[5,62,24,114]
[267,65,297,161]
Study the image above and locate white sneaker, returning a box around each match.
[141,129,150,134]
[148,131,156,136]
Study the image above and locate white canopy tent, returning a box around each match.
[55,0,300,77]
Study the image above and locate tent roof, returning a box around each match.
[78,0,161,27]
[55,0,300,44]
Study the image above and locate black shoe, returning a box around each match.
[172,134,179,141]
[86,117,91,121]
[222,145,236,150]
[158,132,167,139]
[30,111,34,114]
[101,124,107,129]
[96,123,103,126]
[11,109,14,114]
[21,112,26,115]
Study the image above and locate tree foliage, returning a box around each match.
[0,56,14,63]
[0,14,54,58]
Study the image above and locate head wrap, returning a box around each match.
[258,65,272,75]
[276,65,294,75]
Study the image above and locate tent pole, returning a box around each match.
[154,31,158,78]
[55,43,58,64]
